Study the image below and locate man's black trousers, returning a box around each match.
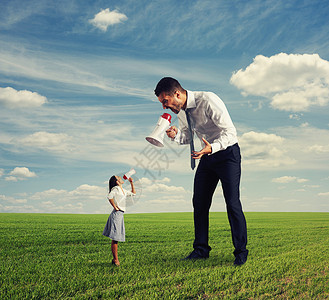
[192,143,248,259]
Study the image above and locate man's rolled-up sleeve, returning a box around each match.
[206,93,238,155]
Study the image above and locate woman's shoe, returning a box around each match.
[112,259,120,266]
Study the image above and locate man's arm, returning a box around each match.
[205,92,238,154]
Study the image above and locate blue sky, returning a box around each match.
[1,0,328,214]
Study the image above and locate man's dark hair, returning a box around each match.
[154,77,184,97]
[109,175,118,192]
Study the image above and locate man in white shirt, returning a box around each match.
[154,77,248,266]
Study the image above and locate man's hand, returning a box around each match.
[166,126,178,138]
[192,138,212,159]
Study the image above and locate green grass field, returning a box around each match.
[1,212,328,299]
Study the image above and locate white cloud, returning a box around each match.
[146,198,188,205]
[0,87,47,109]
[272,176,296,183]
[239,131,295,168]
[5,176,18,182]
[285,199,301,203]
[297,178,309,183]
[138,177,188,194]
[19,131,73,153]
[31,184,106,202]
[230,53,329,112]
[5,167,37,181]
[13,199,28,204]
[304,185,320,189]
[129,176,192,213]
[238,125,329,171]
[5,184,108,213]
[1,195,12,201]
[89,8,128,31]
[318,192,329,197]
[137,177,171,185]
[40,201,84,211]
[306,144,329,154]
[135,193,191,213]
[0,169,4,177]
[146,183,186,194]
[10,167,37,178]
[69,184,105,200]
[31,189,68,201]
[289,114,303,120]
[0,194,27,204]
[158,177,171,183]
[272,176,308,184]
[275,124,329,171]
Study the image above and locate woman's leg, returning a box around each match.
[111,240,120,265]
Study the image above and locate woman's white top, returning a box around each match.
[107,186,134,212]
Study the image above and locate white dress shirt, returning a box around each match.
[174,90,238,154]
[107,186,134,212]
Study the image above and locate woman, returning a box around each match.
[103,175,135,266]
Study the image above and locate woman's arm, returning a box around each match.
[109,198,119,211]
[128,178,136,194]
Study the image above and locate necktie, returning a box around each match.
[185,110,195,170]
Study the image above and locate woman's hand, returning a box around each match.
[192,138,212,159]
[128,177,136,194]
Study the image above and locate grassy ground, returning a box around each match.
[0,212,328,299]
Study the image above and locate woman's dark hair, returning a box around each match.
[109,175,118,192]
[154,77,184,97]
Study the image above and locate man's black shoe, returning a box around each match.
[184,250,209,260]
[234,255,247,266]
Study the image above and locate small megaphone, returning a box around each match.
[145,113,172,147]
[123,168,136,180]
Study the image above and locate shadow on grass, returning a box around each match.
[125,252,235,270]
[89,261,111,267]
[88,253,235,271]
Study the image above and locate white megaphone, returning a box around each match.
[123,168,136,180]
[145,113,172,147]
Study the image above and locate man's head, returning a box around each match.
[155,77,187,114]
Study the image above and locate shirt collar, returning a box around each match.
[185,90,196,110]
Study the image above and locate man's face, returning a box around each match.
[158,91,182,114]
